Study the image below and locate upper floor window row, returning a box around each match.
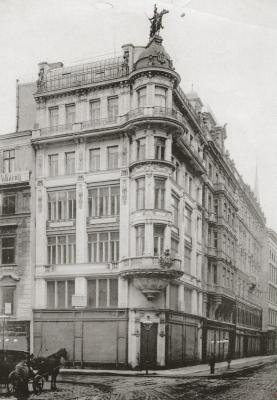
[48,146,119,177]
[48,96,119,127]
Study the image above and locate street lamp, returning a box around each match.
[143,317,153,375]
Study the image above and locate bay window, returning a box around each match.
[155,86,167,108]
[154,137,166,160]
[153,225,165,256]
[137,87,147,108]
[136,178,145,210]
[136,225,145,256]
[137,138,146,160]
[154,178,165,209]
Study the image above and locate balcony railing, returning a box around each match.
[121,256,181,271]
[35,107,187,137]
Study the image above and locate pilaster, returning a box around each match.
[76,177,87,263]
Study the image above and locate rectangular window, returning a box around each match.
[65,152,75,174]
[89,148,100,172]
[48,154,59,177]
[3,150,15,173]
[154,178,165,209]
[88,185,120,217]
[136,178,145,210]
[107,97,118,121]
[87,278,118,307]
[185,206,192,236]
[46,280,75,309]
[137,138,146,160]
[2,237,15,264]
[47,235,76,265]
[0,286,15,315]
[154,137,166,160]
[172,195,179,226]
[137,87,147,108]
[90,99,101,124]
[47,190,76,220]
[184,246,191,274]
[184,288,192,313]
[153,225,164,256]
[49,107,59,128]
[88,231,119,263]
[136,225,145,256]
[65,104,76,125]
[107,146,118,169]
[155,86,167,108]
[1,194,16,215]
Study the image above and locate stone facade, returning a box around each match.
[19,31,270,367]
[0,130,33,352]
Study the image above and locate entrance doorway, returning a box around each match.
[140,323,158,369]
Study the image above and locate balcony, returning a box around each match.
[120,255,183,301]
[33,107,187,139]
[0,171,30,185]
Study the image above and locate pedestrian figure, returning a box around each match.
[226,353,232,369]
[208,353,216,374]
[14,359,30,400]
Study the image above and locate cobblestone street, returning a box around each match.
[1,362,277,400]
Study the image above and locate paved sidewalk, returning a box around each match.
[60,354,277,379]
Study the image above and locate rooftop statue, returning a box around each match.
[149,4,169,39]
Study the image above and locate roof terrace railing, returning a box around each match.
[37,57,128,93]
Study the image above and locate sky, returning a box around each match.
[0,0,276,231]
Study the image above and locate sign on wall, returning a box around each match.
[72,295,87,307]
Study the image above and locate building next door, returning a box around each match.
[140,323,158,369]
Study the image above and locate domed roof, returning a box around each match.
[134,35,173,70]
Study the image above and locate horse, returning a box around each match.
[30,348,67,391]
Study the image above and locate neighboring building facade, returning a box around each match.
[263,229,277,353]
[0,130,33,352]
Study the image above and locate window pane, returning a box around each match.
[90,100,101,123]
[107,146,118,169]
[57,281,66,308]
[99,279,107,307]
[89,148,100,171]
[67,280,75,307]
[109,279,118,307]
[87,280,97,307]
[47,281,55,308]
[65,104,75,124]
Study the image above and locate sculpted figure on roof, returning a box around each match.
[149,4,169,38]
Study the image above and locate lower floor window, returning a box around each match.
[88,231,119,263]
[0,286,15,315]
[87,278,118,307]
[47,235,76,265]
[46,280,75,308]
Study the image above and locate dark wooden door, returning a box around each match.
[140,323,158,368]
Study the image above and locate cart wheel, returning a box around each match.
[33,375,44,395]
[7,373,17,395]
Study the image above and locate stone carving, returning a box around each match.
[121,146,127,166]
[149,4,169,39]
[159,249,175,269]
[78,184,83,209]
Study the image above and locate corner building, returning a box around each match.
[31,31,267,367]
[32,35,205,368]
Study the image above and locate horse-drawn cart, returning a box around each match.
[7,367,45,396]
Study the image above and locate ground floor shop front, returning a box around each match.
[33,309,202,369]
[0,320,30,352]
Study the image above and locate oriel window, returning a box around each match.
[136,178,145,210]
[155,86,167,108]
[137,138,146,161]
[154,178,165,209]
[136,225,145,256]
[137,87,146,108]
[154,137,166,160]
[153,225,165,256]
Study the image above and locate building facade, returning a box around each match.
[0,130,33,352]
[2,22,267,367]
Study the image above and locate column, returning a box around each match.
[75,277,87,298]
[118,277,128,307]
[164,225,171,251]
[36,181,47,266]
[76,178,87,263]
[145,174,153,209]
[146,130,155,159]
[178,285,185,312]
[165,134,172,161]
[120,177,130,260]
[192,289,198,315]
[35,279,47,308]
[77,141,86,174]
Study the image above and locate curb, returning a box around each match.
[59,358,277,380]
